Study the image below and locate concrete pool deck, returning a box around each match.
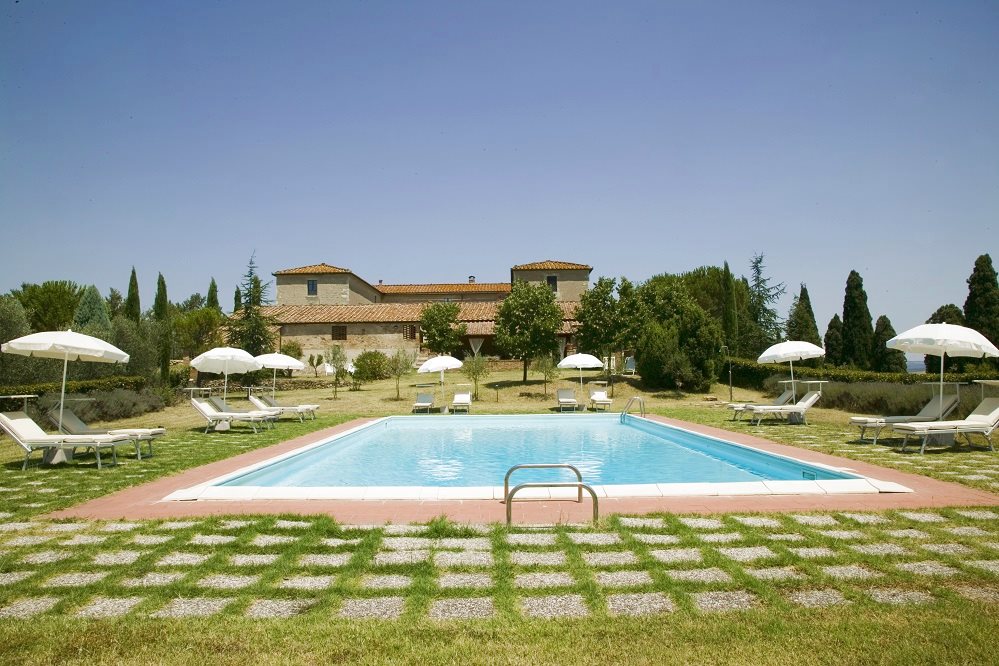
[48,415,999,524]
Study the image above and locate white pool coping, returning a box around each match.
[162,415,913,502]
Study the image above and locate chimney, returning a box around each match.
[378,279,383,285]
[468,275,476,284]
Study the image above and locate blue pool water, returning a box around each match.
[217,415,856,488]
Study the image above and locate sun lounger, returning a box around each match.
[0,411,130,469]
[48,408,164,459]
[191,398,270,433]
[413,392,435,414]
[589,389,613,411]
[848,393,959,445]
[557,389,579,412]
[208,397,277,426]
[248,395,317,422]
[728,389,794,421]
[749,391,822,425]
[452,392,472,414]
[623,356,636,376]
[891,397,999,454]
[259,395,319,420]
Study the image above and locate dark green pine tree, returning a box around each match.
[124,267,141,322]
[924,304,965,373]
[73,285,112,333]
[233,287,242,313]
[153,273,171,381]
[964,254,999,350]
[840,270,875,369]
[870,315,906,372]
[721,261,739,354]
[824,315,844,366]
[206,278,220,311]
[785,283,821,346]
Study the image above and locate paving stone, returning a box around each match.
[437,537,492,551]
[0,571,35,585]
[21,550,71,564]
[339,597,405,619]
[509,551,567,566]
[278,575,336,590]
[190,534,237,546]
[745,566,805,581]
[520,594,589,618]
[62,535,108,546]
[151,597,234,618]
[606,592,675,616]
[77,596,144,617]
[790,514,839,526]
[700,532,743,543]
[0,596,60,618]
[219,520,255,530]
[632,533,682,545]
[664,567,732,583]
[898,512,946,523]
[438,572,493,589]
[842,514,889,526]
[649,548,702,564]
[582,551,640,566]
[953,585,999,603]
[362,574,412,589]
[373,550,429,565]
[93,550,143,565]
[767,533,807,542]
[0,523,35,532]
[966,560,999,575]
[817,530,865,540]
[789,547,837,559]
[45,522,88,533]
[299,553,352,567]
[197,574,260,589]
[717,546,776,562]
[885,529,931,539]
[383,524,428,535]
[101,522,142,533]
[158,521,199,531]
[922,543,973,556]
[515,572,575,589]
[133,535,173,546]
[246,598,315,618]
[821,565,881,580]
[566,532,622,546]
[157,552,210,567]
[506,533,557,547]
[6,535,53,547]
[273,520,311,529]
[595,570,654,587]
[679,517,724,529]
[321,537,363,548]
[788,589,849,608]
[692,590,756,612]
[231,553,280,566]
[867,588,934,605]
[954,510,998,520]
[896,561,961,576]
[428,597,495,620]
[382,536,434,550]
[850,543,909,556]
[251,535,297,547]
[42,572,108,587]
[944,526,990,537]
[619,517,666,528]
[732,516,782,528]
[434,551,493,568]
[120,572,185,587]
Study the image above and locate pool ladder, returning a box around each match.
[620,396,646,423]
[503,463,599,526]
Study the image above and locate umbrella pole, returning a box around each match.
[940,354,945,420]
[58,351,68,431]
[272,368,277,400]
[789,359,796,402]
[223,359,229,401]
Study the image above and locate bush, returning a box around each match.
[722,357,999,390]
[353,350,390,383]
[36,388,165,422]
[0,376,148,411]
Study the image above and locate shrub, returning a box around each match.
[0,376,148,412]
[36,388,165,422]
[353,350,390,383]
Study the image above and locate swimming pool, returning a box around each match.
[167,414,906,501]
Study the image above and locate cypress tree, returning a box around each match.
[786,283,821,346]
[722,261,738,353]
[233,287,242,313]
[124,267,141,322]
[73,285,111,333]
[924,304,965,373]
[153,273,171,381]
[206,278,220,311]
[840,270,875,369]
[964,254,999,348]
[824,315,844,366]
[870,315,906,372]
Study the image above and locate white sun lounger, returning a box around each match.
[259,395,319,419]
[891,397,999,454]
[0,411,130,469]
[589,389,613,411]
[728,389,794,421]
[249,395,316,422]
[557,389,579,412]
[451,392,472,414]
[749,391,822,425]
[48,408,164,459]
[849,393,959,445]
[191,399,270,433]
[413,392,435,414]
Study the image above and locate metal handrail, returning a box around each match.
[505,482,599,525]
[620,396,646,422]
[504,463,583,503]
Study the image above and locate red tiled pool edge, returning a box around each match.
[46,415,999,524]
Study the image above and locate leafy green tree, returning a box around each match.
[73,285,111,333]
[228,255,276,356]
[152,273,171,381]
[353,350,389,384]
[840,270,875,369]
[494,280,562,382]
[324,345,349,398]
[824,315,844,366]
[924,304,965,372]
[110,315,159,380]
[745,253,785,353]
[174,307,224,359]
[206,278,220,311]
[387,349,415,399]
[105,288,124,320]
[307,353,324,377]
[0,296,36,385]
[124,267,141,322]
[575,277,619,359]
[636,322,691,390]
[460,353,490,400]
[721,261,739,353]
[12,280,83,331]
[419,302,467,355]
[964,254,999,350]
[786,283,821,348]
[870,315,906,372]
[233,287,242,313]
[613,277,645,353]
[530,354,561,398]
[280,340,303,361]
[177,293,206,312]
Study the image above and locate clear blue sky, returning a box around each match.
[2,1,996,335]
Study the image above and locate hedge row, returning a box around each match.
[0,376,148,411]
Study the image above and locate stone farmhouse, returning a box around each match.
[262,260,592,362]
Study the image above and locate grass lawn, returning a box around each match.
[1,370,998,664]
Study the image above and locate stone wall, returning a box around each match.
[510,269,590,302]
[279,322,420,362]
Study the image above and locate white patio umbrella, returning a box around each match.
[190,347,262,400]
[418,354,463,386]
[887,323,999,418]
[557,353,605,392]
[1,329,130,431]
[254,352,306,399]
[757,341,826,401]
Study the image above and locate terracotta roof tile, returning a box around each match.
[376,282,511,295]
[262,301,578,327]
[510,260,592,271]
[273,263,351,276]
